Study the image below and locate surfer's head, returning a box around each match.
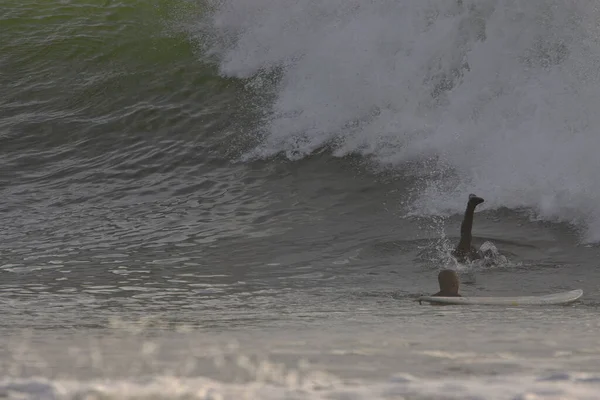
[437,269,460,295]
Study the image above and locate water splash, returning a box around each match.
[200,0,600,242]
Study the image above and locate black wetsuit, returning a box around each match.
[453,194,484,262]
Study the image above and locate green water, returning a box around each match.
[2,0,227,141]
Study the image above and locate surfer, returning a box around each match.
[432,269,461,297]
[452,194,485,262]
[423,195,482,301]
[417,269,460,303]
[425,195,482,300]
[421,269,583,304]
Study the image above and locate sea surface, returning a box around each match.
[2,1,600,399]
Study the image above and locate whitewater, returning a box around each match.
[203,0,600,242]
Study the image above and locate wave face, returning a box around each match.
[201,0,600,241]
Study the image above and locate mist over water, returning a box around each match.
[203,0,600,242]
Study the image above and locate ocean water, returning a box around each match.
[2,0,600,399]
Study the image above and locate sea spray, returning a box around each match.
[201,0,600,241]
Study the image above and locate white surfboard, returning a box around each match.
[417,289,583,306]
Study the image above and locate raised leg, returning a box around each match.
[453,194,484,261]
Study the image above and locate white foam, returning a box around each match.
[201,0,600,242]
[2,373,600,400]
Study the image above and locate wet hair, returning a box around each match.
[438,269,460,294]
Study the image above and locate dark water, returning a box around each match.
[2,1,600,399]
